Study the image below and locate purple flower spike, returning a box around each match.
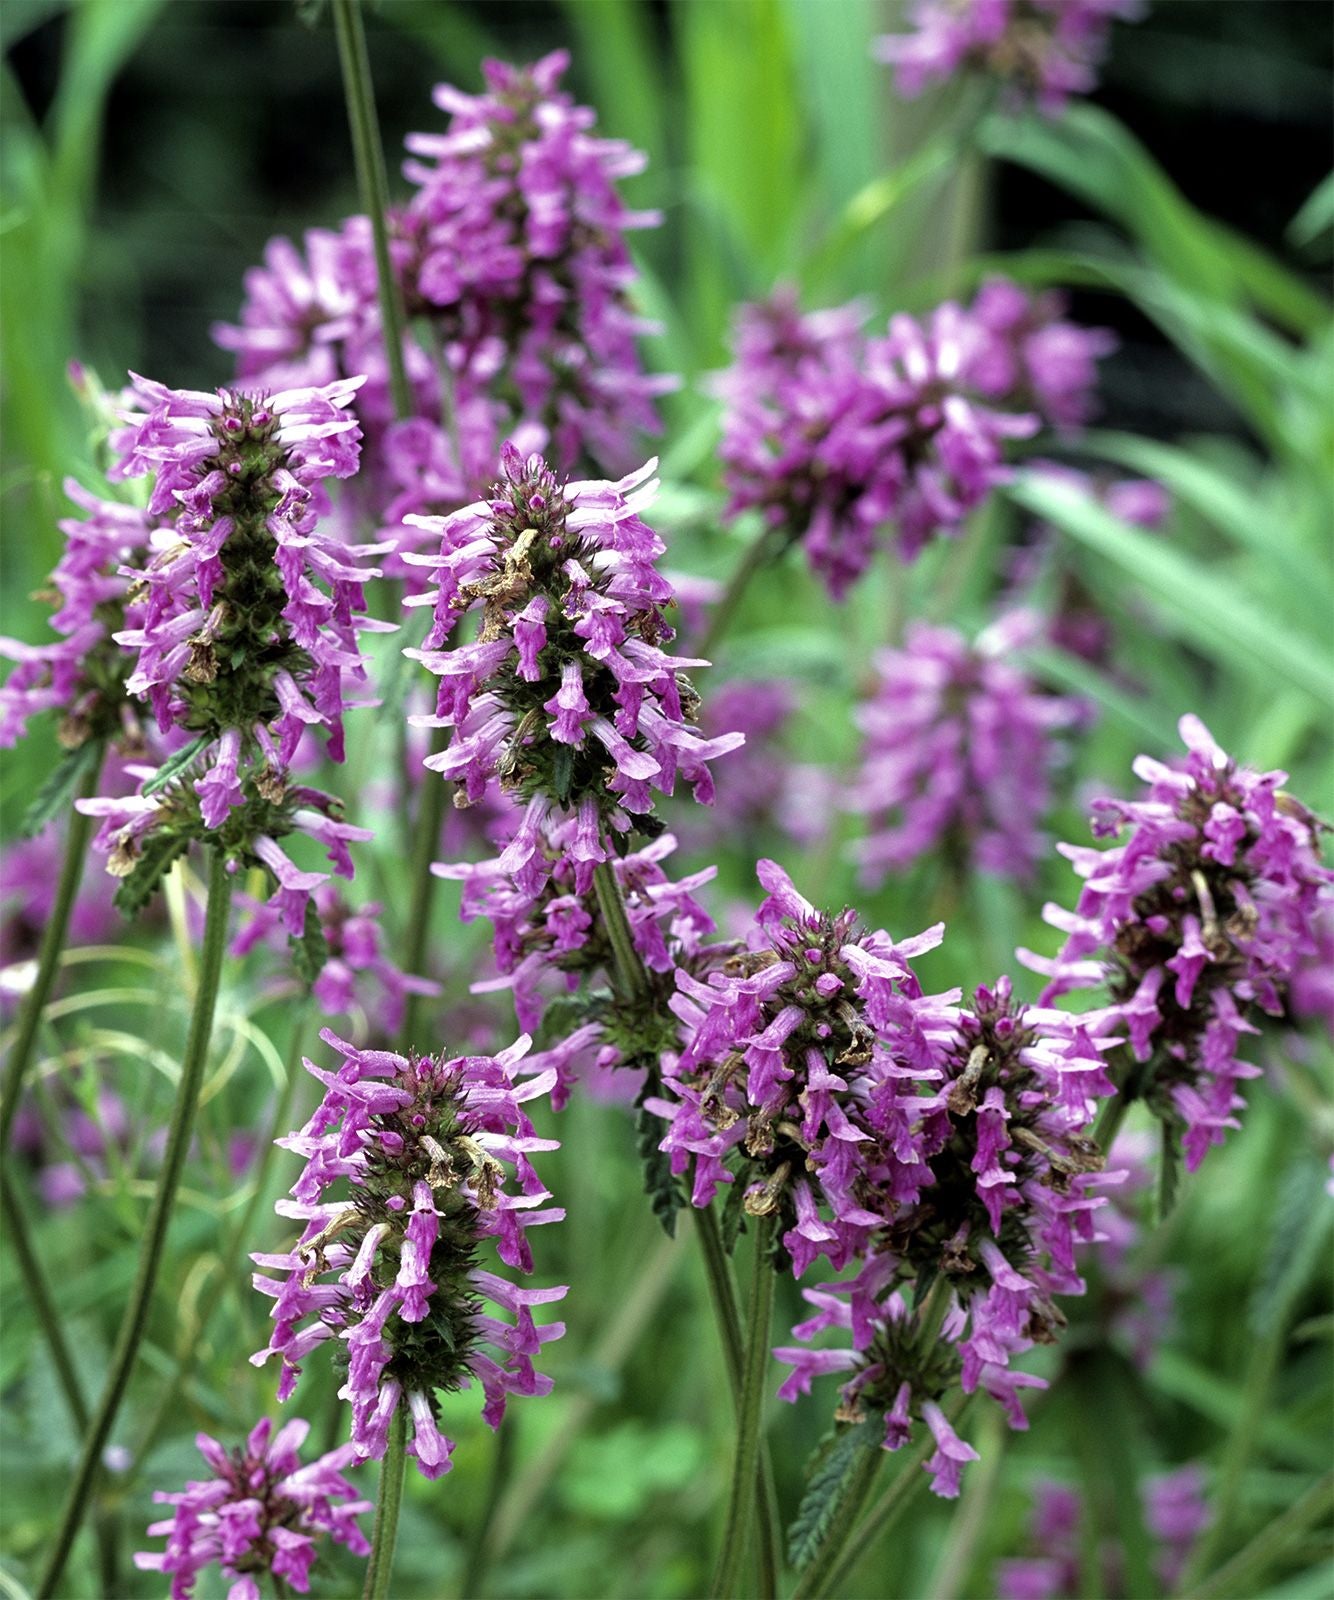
[134,1416,370,1600]
[965,278,1115,431]
[773,976,1120,1499]
[849,613,1084,884]
[714,291,1038,599]
[405,448,741,880]
[252,1029,567,1478]
[0,480,153,752]
[876,0,1143,115]
[1021,715,1333,1172]
[651,859,960,1273]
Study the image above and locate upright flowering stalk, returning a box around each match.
[1021,715,1333,1171]
[848,613,1084,886]
[775,976,1118,1499]
[404,446,741,894]
[74,374,382,931]
[652,861,962,1276]
[134,1417,371,1599]
[875,0,1143,115]
[252,1029,566,1480]
[714,292,1039,599]
[215,51,670,542]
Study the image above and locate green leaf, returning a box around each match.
[635,1089,684,1238]
[1249,1159,1334,1341]
[720,1172,748,1255]
[113,833,189,920]
[787,1421,878,1570]
[21,738,101,836]
[140,733,210,797]
[1289,172,1334,252]
[1156,1116,1182,1224]
[1007,471,1334,710]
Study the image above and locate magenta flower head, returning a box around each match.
[252,1028,566,1480]
[715,293,1037,599]
[965,278,1115,431]
[876,0,1142,115]
[651,860,960,1277]
[134,1416,370,1600]
[774,975,1118,1498]
[849,613,1084,885]
[0,480,153,754]
[1022,715,1334,1172]
[404,447,742,890]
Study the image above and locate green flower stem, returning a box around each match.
[1181,1470,1334,1600]
[0,750,102,1154]
[397,735,449,1051]
[695,1207,780,1600]
[361,1401,408,1600]
[592,860,650,1004]
[1,1168,88,1428]
[708,1211,777,1600]
[331,0,413,423]
[697,524,785,663]
[126,990,313,1477]
[38,848,232,1600]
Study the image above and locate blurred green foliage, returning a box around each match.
[1,2,1331,1598]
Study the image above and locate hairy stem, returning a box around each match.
[695,1208,781,1599]
[0,753,102,1153]
[1,1168,88,1428]
[592,860,650,1004]
[397,735,449,1051]
[709,1212,777,1599]
[361,1401,408,1600]
[38,848,232,1599]
[331,0,413,422]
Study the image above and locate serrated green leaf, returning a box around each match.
[21,738,101,836]
[1156,1117,1182,1224]
[635,1091,683,1238]
[787,1420,878,1570]
[113,833,189,919]
[140,732,210,797]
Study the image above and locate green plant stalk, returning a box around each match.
[0,752,102,1153]
[1181,1471,1334,1600]
[361,1402,408,1600]
[396,739,449,1051]
[126,991,313,1477]
[695,1207,780,1600]
[708,1211,777,1599]
[697,523,786,662]
[592,860,651,1003]
[38,848,232,1600]
[1,1168,89,1427]
[331,0,413,423]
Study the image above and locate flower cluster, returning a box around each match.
[252,1030,566,1480]
[134,1417,370,1600]
[996,1464,1210,1599]
[848,613,1084,884]
[714,285,1078,598]
[405,447,741,888]
[651,860,961,1276]
[876,0,1142,115]
[0,480,153,752]
[1022,715,1333,1171]
[774,975,1118,1497]
[216,52,668,517]
[965,280,1116,432]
